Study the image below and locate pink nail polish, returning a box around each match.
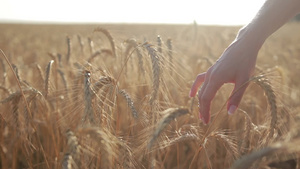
[228,105,237,115]
[202,119,207,125]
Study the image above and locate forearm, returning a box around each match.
[237,0,300,46]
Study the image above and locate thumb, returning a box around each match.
[227,77,250,115]
[189,73,206,97]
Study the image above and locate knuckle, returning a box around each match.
[196,74,202,79]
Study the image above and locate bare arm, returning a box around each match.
[242,0,300,42]
[190,0,300,124]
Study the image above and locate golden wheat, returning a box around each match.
[118,89,138,118]
[94,27,116,57]
[251,75,277,139]
[148,107,189,149]
[66,36,72,63]
[0,23,299,169]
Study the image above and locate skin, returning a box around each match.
[190,0,300,124]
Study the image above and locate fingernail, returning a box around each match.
[199,113,204,123]
[202,119,207,125]
[228,105,237,115]
[199,115,208,125]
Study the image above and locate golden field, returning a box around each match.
[0,23,300,169]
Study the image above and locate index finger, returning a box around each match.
[198,79,223,124]
[189,72,206,97]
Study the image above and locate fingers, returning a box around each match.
[198,79,223,124]
[227,77,250,115]
[191,71,250,124]
[189,73,206,97]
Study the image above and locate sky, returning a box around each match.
[0,0,265,25]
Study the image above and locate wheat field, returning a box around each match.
[0,23,300,169]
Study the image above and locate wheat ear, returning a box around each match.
[148,107,189,149]
[240,114,252,155]
[62,153,73,169]
[45,60,54,98]
[92,76,113,97]
[251,75,277,138]
[167,38,173,75]
[77,34,84,56]
[229,139,300,169]
[57,69,68,93]
[36,64,45,82]
[87,49,113,63]
[82,70,95,125]
[62,130,81,168]
[88,37,94,55]
[57,53,62,67]
[94,27,116,57]
[118,89,138,118]
[12,64,21,82]
[24,89,40,127]
[12,94,21,133]
[143,42,160,107]
[0,49,32,120]
[211,131,238,159]
[1,88,38,134]
[157,35,162,53]
[0,86,10,95]
[125,39,145,79]
[0,58,7,85]
[66,36,72,63]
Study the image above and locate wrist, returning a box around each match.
[236,24,266,50]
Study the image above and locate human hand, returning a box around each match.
[189,32,263,124]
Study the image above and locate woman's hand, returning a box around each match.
[189,29,264,124]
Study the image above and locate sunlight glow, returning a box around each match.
[0,0,265,25]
